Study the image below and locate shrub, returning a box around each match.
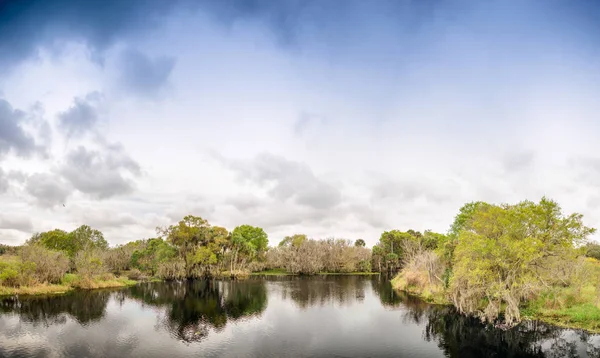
[74,248,107,277]
[0,267,19,287]
[20,245,69,284]
[126,269,143,280]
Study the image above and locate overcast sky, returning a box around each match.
[1,0,600,247]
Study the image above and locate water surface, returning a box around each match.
[1,276,599,357]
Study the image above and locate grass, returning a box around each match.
[391,271,447,304]
[251,268,293,276]
[317,272,379,276]
[0,273,138,297]
[0,283,72,296]
[522,285,600,332]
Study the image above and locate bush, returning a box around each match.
[74,248,107,277]
[126,269,143,280]
[20,245,69,284]
[0,267,19,287]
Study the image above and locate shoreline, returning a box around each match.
[390,280,600,334]
[0,271,380,297]
[0,276,138,297]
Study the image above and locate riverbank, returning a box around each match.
[0,274,138,296]
[391,273,600,333]
[250,269,379,276]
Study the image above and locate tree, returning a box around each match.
[354,239,366,247]
[279,234,307,248]
[230,225,268,271]
[450,197,595,325]
[158,215,213,278]
[28,225,107,259]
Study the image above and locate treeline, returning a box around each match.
[265,235,371,274]
[0,215,381,291]
[389,197,599,328]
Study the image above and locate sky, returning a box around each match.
[1,0,600,247]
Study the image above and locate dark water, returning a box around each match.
[0,276,599,358]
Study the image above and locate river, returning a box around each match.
[0,276,599,357]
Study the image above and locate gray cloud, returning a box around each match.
[25,173,72,207]
[568,156,600,186]
[117,49,176,97]
[502,151,535,173]
[0,169,8,193]
[166,199,216,222]
[60,143,141,199]
[0,214,33,233]
[58,92,103,137]
[224,153,342,210]
[74,209,139,230]
[0,99,37,158]
[0,0,182,72]
[225,195,263,213]
[370,178,458,204]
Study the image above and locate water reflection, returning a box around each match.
[0,277,599,357]
[370,277,600,358]
[271,275,367,309]
[0,289,110,326]
[127,280,267,342]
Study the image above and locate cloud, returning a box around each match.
[116,49,176,97]
[0,99,38,158]
[70,206,139,230]
[502,151,535,173]
[25,173,72,207]
[0,214,33,233]
[370,178,460,204]
[60,143,141,199]
[222,153,342,210]
[0,0,182,71]
[58,92,103,137]
[0,169,8,193]
[292,112,327,137]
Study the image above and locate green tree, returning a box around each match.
[158,215,213,278]
[230,225,268,271]
[450,197,595,325]
[354,239,366,247]
[28,225,107,259]
[279,234,307,248]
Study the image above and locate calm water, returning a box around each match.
[1,276,599,358]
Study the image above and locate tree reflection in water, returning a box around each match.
[370,276,600,358]
[1,277,600,357]
[126,279,267,343]
[0,289,111,327]
[272,275,367,309]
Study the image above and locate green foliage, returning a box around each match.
[371,229,446,272]
[20,245,70,284]
[232,225,268,257]
[279,234,307,247]
[354,239,366,247]
[28,225,108,259]
[450,197,595,325]
[584,242,600,260]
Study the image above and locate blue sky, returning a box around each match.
[1,0,600,246]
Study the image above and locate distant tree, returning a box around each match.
[231,225,268,271]
[279,234,307,248]
[28,225,107,259]
[354,239,366,247]
[584,242,600,260]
